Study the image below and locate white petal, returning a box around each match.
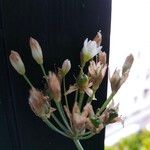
[65,85,78,95]
[84,87,93,97]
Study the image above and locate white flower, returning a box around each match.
[29,37,43,65]
[9,50,25,75]
[81,38,102,64]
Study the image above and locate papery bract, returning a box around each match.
[29,87,53,118]
[48,71,61,102]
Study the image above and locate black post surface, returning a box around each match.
[0,0,111,150]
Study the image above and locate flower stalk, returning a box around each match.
[42,117,69,138]
[23,75,33,87]
[96,91,116,116]
[73,139,84,150]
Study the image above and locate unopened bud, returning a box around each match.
[9,50,25,75]
[60,59,71,77]
[48,72,61,102]
[110,69,121,92]
[122,54,134,74]
[99,51,107,65]
[77,74,89,90]
[93,30,102,47]
[30,37,43,65]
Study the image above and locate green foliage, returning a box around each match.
[105,130,150,150]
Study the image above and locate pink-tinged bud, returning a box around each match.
[48,72,61,102]
[29,87,52,118]
[29,37,43,64]
[82,103,94,118]
[93,30,102,47]
[110,54,134,92]
[72,102,86,132]
[60,59,71,77]
[99,51,107,65]
[110,69,121,92]
[9,50,25,75]
[88,60,107,90]
[122,54,134,74]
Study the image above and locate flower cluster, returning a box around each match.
[9,31,134,150]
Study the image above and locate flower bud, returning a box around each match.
[72,102,86,132]
[93,30,102,47]
[29,87,52,118]
[122,54,134,74]
[99,51,107,65]
[29,37,43,64]
[110,69,121,92]
[77,74,89,90]
[60,59,71,77]
[48,72,61,102]
[9,50,25,75]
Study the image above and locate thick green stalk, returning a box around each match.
[73,139,84,150]
[79,92,84,110]
[96,91,116,116]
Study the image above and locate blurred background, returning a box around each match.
[105,0,150,149]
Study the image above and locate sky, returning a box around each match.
[105,0,150,146]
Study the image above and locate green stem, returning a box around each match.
[75,90,78,102]
[79,133,94,140]
[96,91,116,116]
[55,101,72,133]
[73,139,84,150]
[63,78,72,127]
[40,64,48,81]
[78,131,91,137]
[79,92,84,110]
[42,118,69,138]
[23,75,33,87]
[51,113,69,133]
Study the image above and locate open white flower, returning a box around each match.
[81,31,102,64]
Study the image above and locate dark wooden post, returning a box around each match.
[0,0,111,149]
